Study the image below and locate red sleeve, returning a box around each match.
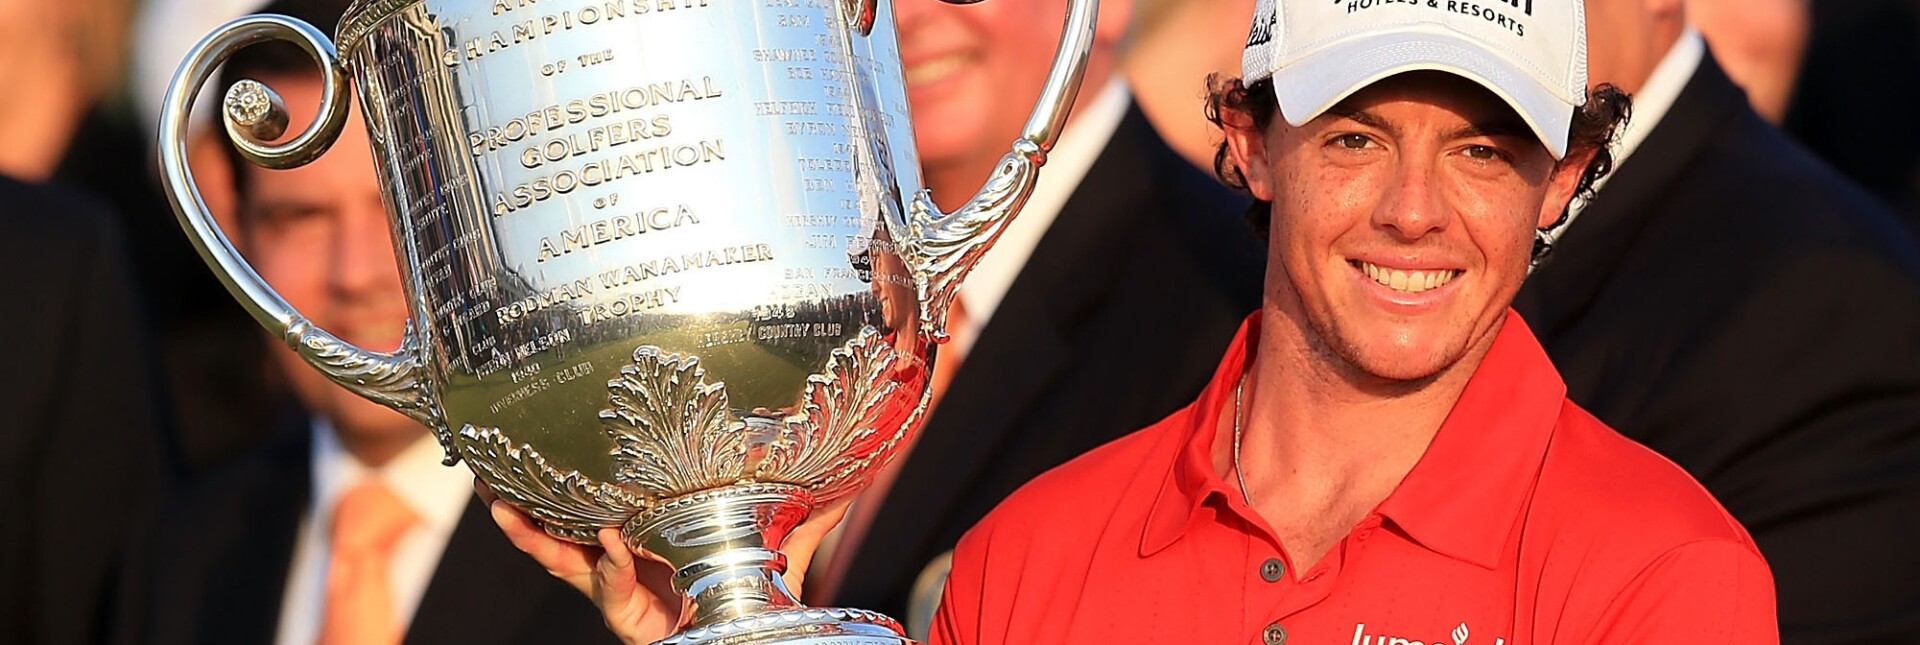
[928,584,969,645]
[927,527,988,645]
[1586,539,1779,644]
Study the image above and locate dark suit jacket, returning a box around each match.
[116,419,621,645]
[1786,0,1920,230]
[1515,54,1920,644]
[0,176,168,645]
[831,105,1267,618]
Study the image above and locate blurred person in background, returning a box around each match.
[0,164,167,645]
[0,0,169,643]
[129,0,269,244]
[113,1,620,643]
[1119,0,1255,172]
[41,0,286,489]
[113,0,292,483]
[1686,0,1808,124]
[0,0,126,181]
[1786,0,1920,232]
[1517,0,1920,642]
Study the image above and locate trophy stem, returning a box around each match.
[624,485,913,644]
[624,484,813,627]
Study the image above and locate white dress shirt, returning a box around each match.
[274,421,475,645]
[948,77,1133,355]
[1547,28,1704,244]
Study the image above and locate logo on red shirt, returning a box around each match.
[1352,622,1507,645]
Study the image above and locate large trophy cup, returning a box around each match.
[158,0,1093,642]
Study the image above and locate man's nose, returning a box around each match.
[330,200,402,295]
[1372,161,1451,240]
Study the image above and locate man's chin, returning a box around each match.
[1352,359,1450,385]
[1329,333,1464,387]
[321,391,428,441]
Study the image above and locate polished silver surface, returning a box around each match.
[158,0,1096,641]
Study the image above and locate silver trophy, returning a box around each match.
[157,0,1093,642]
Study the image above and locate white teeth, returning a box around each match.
[905,55,966,86]
[1358,261,1457,294]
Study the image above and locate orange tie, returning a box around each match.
[317,480,418,645]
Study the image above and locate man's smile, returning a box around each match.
[904,53,970,87]
[1352,260,1462,294]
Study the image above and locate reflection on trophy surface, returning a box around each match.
[159,0,1094,642]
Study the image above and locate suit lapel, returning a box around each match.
[834,107,1164,607]
[1515,53,1746,334]
[199,423,308,645]
[404,496,564,645]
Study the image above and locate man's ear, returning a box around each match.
[1221,106,1277,201]
[1538,147,1598,229]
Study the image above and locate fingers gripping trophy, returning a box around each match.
[158,0,1095,642]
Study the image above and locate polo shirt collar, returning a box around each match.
[1142,312,1261,556]
[1376,313,1563,568]
[1141,311,1566,570]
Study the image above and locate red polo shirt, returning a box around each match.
[931,311,1776,644]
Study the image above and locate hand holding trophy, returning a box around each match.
[159,0,1094,643]
[477,478,853,642]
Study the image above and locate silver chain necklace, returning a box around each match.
[1231,370,1253,507]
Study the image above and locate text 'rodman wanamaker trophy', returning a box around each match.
[158,0,1093,642]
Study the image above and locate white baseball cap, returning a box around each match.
[1241,0,1587,158]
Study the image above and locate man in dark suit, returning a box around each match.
[814,0,1266,630]
[1518,2,1920,642]
[114,1,618,643]
[0,177,169,645]
[118,411,620,645]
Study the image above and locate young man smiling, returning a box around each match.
[927,0,1779,642]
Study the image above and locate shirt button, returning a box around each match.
[1262,622,1287,645]
[1259,558,1285,582]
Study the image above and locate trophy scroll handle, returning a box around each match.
[157,16,440,434]
[897,0,1099,344]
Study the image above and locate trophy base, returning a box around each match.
[624,485,918,645]
[653,607,915,645]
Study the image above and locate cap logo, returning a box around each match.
[1246,10,1277,47]
[1340,0,1528,12]
[1336,0,1533,37]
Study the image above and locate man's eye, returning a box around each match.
[1463,145,1502,161]
[250,206,329,230]
[1333,134,1372,150]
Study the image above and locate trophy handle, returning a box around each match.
[157,15,437,429]
[898,0,1099,343]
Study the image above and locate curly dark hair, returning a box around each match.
[1203,74,1632,265]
